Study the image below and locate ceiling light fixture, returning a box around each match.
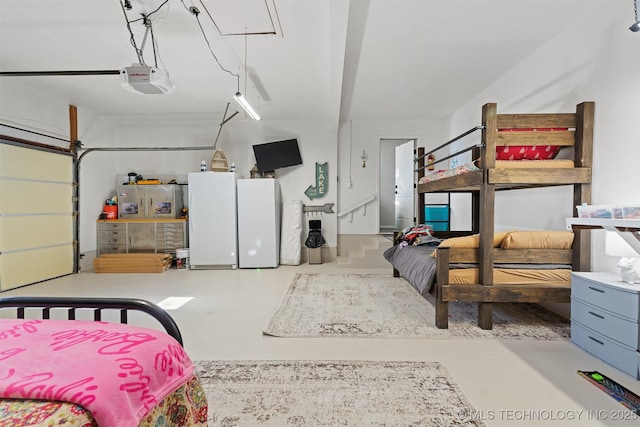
[234,92,261,120]
[234,31,261,121]
[631,0,640,32]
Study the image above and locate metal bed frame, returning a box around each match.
[0,296,183,346]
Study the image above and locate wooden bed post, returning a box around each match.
[435,247,450,328]
[417,147,425,224]
[573,101,594,272]
[478,103,498,330]
[392,232,401,277]
[470,146,481,234]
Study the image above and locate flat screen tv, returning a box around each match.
[252,138,302,172]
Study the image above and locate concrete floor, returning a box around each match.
[2,258,639,426]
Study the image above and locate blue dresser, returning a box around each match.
[571,272,640,379]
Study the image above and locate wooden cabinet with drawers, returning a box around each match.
[571,272,640,378]
[97,219,187,257]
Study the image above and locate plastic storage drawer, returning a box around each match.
[571,297,640,348]
[571,320,639,378]
[571,273,640,319]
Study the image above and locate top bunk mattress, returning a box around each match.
[418,159,575,184]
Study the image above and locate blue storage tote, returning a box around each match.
[424,205,449,232]
[427,222,449,232]
[424,205,449,221]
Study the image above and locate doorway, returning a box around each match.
[379,138,415,234]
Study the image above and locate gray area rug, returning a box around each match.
[264,273,570,339]
[195,360,483,426]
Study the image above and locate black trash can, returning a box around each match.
[305,220,325,264]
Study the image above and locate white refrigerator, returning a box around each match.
[187,172,238,269]
[237,179,281,268]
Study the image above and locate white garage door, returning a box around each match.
[0,141,75,290]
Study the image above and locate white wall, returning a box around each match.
[446,3,640,274]
[76,115,337,252]
[0,80,82,148]
[338,119,445,234]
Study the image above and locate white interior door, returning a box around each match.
[394,140,415,230]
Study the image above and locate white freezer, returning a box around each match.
[187,172,237,269]
[237,179,281,268]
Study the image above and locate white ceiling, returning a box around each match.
[0,0,616,124]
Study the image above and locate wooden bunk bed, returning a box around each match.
[390,101,594,330]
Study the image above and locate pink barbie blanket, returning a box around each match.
[0,318,194,427]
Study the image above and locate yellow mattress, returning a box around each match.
[448,268,571,285]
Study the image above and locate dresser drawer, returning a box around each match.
[156,230,184,239]
[156,240,183,250]
[156,223,184,231]
[98,235,126,244]
[98,244,126,254]
[98,230,127,239]
[156,235,184,242]
[572,273,640,320]
[571,297,640,348]
[97,223,126,232]
[156,239,183,248]
[571,321,639,378]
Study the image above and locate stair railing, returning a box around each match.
[337,194,377,222]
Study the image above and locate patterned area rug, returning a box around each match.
[195,360,483,426]
[263,273,570,339]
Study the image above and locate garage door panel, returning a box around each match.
[1,141,74,290]
[0,144,72,182]
[0,180,72,214]
[0,245,74,291]
[0,215,73,252]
